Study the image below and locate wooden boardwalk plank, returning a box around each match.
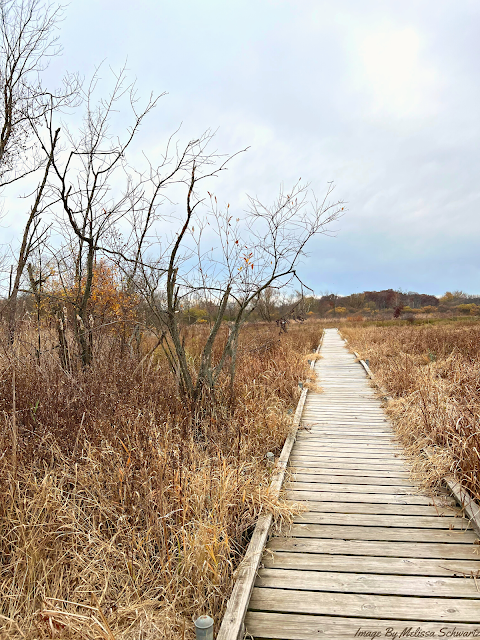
[286,482,437,495]
[262,552,480,576]
[293,512,471,529]
[286,490,455,505]
[291,474,413,486]
[294,436,398,445]
[287,500,461,516]
[289,467,410,478]
[267,532,480,560]
[289,457,407,467]
[288,461,410,472]
[292,445,401,455]
[286,482,423,495]
[255,568,480,598]
[294,438,399,447]
[244,612,480,640]
[294,438,398,447]
[249,588,480,622]
[283,523,478,543]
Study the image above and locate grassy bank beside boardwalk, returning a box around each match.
[0,321,321,639]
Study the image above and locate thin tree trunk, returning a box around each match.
[6,128,59,344]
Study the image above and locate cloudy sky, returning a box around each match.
[8,0,480,296]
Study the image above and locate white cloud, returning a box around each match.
[2,0,480,295]
[351,25,439,118]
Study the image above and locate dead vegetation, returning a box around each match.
[0,320,321,639]
[342,323,480,502]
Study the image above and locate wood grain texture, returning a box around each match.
[285,482,419,494]
[282,522,477,543]
[285,500,460,516]
[288,467,410,478]
[291,469,415,482]
[255,568,480,598]
[249,587,480,622]
[267,536,480,559]
[261,551,480,576]
[285,490,455,505]
[292,512,470,529]
[244,612,480,640]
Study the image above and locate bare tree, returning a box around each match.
[0,0,73,185]
[45,66,160,366]
[1,0,78,343]
[133,151,344,405]
[6,125,59,343]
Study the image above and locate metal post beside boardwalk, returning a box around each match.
[194,615,214,640]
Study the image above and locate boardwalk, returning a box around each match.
[243,329,480,639]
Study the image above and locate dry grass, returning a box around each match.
[342,323,480,502]
[0,320,322,639]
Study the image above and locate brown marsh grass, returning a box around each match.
[342,323,480,502]
[0,320,322,639]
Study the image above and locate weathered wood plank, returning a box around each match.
[283,523,477,543]
[291,448,404,458]
[287,482,420,495]
[301,417,389,421]
[286,482,431,495]
[297,431,394,439]
[290,452,405,463]
[303,410,386,414]
[295,438,395,444]
[294,437,397,447]
[255,568,480,598]
[244,612,480,640]
[298,429,394,437]
[286,490,453,506]
[293,443,400,452]
[288,461,409,473]
[293,512,470,529]
[291,450,401,459]
[262,551,480,576]
[286,500,461,516]
[288,466,410,477]
[446,475,480,538]
[267,537,480,560]
[294,438,397,445]
[290,474,412,486]
[294,436,397,445]
[303,404,386,408]
[302,413,388,418]
[310,402,388,408]
[249,588,480,622]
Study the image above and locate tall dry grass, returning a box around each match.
[342,323,480,502]
[0,320,321,639]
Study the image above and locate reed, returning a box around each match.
[0,320,321,639]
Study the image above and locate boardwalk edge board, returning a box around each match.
[339,329,480,538]
[216,331,325,640]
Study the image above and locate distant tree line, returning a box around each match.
[241,288,480,320]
